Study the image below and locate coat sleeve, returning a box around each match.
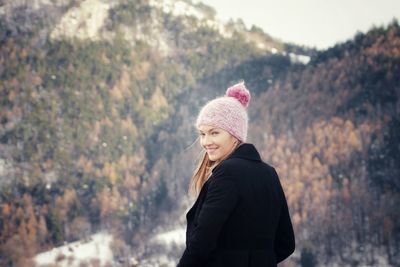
[177,166,239,267]
[272,168,296,263]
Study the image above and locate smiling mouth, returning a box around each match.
[206,148,218,154]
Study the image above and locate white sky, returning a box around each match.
[197,0,400,49]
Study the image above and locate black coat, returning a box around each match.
[177,143,295,267]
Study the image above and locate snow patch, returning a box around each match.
[256,42,266,49]
[149,0,232,38]
[151,228,186,246]
[50,0,114,40]
[34,232,113,267]
[288,53,311,64]
[205,19,233,38]
[270,47,278,54]
[136,228,186,267]
[149,0,205,20]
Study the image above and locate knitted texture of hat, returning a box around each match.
[196,82,251,142]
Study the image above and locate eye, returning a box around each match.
[211,131,219,136]
[199,132,205,137]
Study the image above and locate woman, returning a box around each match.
[177,82,295,267]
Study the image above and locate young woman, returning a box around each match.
[177,82,295,267]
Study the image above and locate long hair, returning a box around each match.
[189,151,215,195]
[189,141,242,195]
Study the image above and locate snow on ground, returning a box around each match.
[136,228,185,267]
[34,232,113,267]
[151,228,186,247]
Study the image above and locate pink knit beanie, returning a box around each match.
[196,82,251,142]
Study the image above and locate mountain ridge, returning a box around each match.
[0,0,305,56]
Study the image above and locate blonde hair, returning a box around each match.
[189,151,216,195]
[189,141,242,195]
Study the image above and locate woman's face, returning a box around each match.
[198,125,238,162]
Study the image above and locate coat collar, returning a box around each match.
[226,143,262,162]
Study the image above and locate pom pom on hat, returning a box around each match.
[196,81,251,142]
[225,82,251,108]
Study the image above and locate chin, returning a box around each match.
[208,155,221,162]
[209,156,221,161]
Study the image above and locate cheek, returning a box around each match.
[219,139,231,152]
[226,139,236,151]
[199,137,205,147]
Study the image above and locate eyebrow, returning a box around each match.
[199,128,217,133]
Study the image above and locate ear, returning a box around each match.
[233,137,239,145]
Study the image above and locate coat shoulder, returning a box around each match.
[216,157,277,173]
[213,157,245,175]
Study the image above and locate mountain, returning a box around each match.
[0,0,398,266]
[144,21,400,266]
[0,0,309,266]
[249,22,400,266]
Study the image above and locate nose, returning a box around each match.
[201,134,213,147]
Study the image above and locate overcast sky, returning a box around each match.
[197,0,400,49]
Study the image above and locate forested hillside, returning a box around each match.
[249,22,400,266]
[0,0,398,266]
[138,21,400,267]
[0,0,292,266]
